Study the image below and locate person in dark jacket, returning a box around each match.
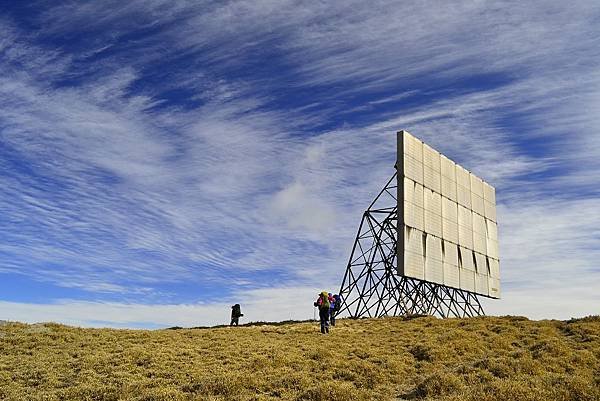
[330,293,342,326]
[328,293,336,326]
[230,304,243,326]
[313,291,330,334]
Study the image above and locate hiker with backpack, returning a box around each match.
[313,291,330,334]
[230,304,243,326]
[328,293,336,326]
[331,293,342,326]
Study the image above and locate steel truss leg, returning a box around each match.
[337,173,485,319]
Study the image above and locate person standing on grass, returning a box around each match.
[313,291,330,334]
[230,304,243,326]
[331,293,341,326]
[328,293,336,326]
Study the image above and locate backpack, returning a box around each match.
[333,295,341,311]
[319,293,330,310]
[232,304,241,316]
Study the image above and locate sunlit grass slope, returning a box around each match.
[1,316,599,400]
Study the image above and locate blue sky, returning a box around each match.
[0,1,599,327]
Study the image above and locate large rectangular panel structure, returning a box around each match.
[397,131,500,298]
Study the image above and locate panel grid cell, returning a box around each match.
[441,175,457,201]
[404,155,424,184]
[474,252,487,275]
[473,233,487,254]
[460,269,475,292]
[470,174,484,197]
[404,178,424,207]
[426,234,443,261]
[443,263,460,288]
[472,193,485,216]
[424,189,442,215]
[456,165,471,189]
[424,165,442,192]
[425,257,444,284]
[473,213,486,235]
[442,240,459,266]
[484,201,497,222]
[404,202,424,231]
[485,219,498,241]
[488,258,500,278]
[403,132,423,162]
[441,155,456,179]
[476,273,489,296]
[488,277,500,298]
[458,205,473,228]
[423,144,441,171]
[457,184,472,208]
[442,197,458,221]
[442,219,459,244]
[483,182,496,203]
[424,211,443,237]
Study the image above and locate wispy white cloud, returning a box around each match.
[0,1,599,326]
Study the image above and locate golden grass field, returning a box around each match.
[1,315,599,401]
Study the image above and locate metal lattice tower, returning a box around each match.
[337,172,484,319]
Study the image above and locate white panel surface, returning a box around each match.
[488,257,500,278]
[476,273,489,296]
[486,238,499,259]
[441,155,455,179]
[405,251,424,279]
[471,193,485,216]
[424,189,442,215]
[423,165,441,193]
[472,213,486,235]
[474,252,488,275]
[404,226,424,279]
[458,205,472,228]
[456,165,471,189]
[442,197,458,221]
[426,235,443,261]
[442,219,459,244]
[484,200,497,222]
[470,174,484,197]
[458,223,473,249]
[442,240,458,266]
[441,175,457,201]
[399,131,499,298]
[443,263,460,288]
[457,184,472,208]
[459,247,475,271]
[425,257,444,284]
[404,178,424,207]
[483,182,496,203]
[405,227,423,254]
[485,219,498,241]
[473,216,487,253]
[424,211,442,237]
[473,233,487,254]
[424,189,442,237]
[488,277,500,298]
[404,201,424,230]
[403,131,423,162]
[404,155,423,184]
[423,144,440,171]
[460,269,475,292]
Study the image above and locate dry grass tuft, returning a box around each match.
[1,316,599,400]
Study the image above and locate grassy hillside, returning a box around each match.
[1,316,599,401]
